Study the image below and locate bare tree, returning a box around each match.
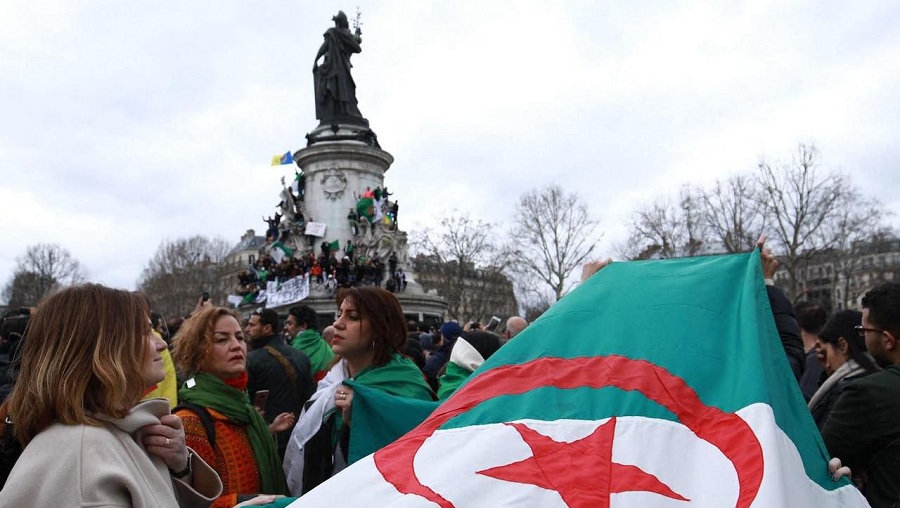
[137,235,232,319]
[4,271,54,309]
[700,174,766,253]
[2,243,87,307]
[511,185,600,301]
[410,211,516,322]
[757,144,851,299]
[508,270,554,321]
[621,185,705,260]
[828,206,892,309]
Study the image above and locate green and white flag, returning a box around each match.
[290,253,869,507]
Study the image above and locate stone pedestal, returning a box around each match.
[295,124,394,249]
[273,122,447,325]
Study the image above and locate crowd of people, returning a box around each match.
[0,248,898,507]
[236,249,407,305]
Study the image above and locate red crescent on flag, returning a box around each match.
[374,355,764,508]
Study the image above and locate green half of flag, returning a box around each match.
[356,197,375,223]
[290,330,334,379]
[272,240,292,258]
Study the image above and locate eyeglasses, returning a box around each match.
[855,325,885,338]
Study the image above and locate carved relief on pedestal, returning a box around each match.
[320,168,347,201]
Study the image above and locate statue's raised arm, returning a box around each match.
[313,10,365,124]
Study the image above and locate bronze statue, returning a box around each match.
[313,11,365,124]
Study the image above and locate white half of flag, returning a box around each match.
[288,403,869,508]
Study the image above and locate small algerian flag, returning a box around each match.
[288,252,870,507]
[272,241,293,258]
[272,151,292,166]
[356,197,376,223]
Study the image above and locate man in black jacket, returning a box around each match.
[245,308,315,458]
[823,282,900,508]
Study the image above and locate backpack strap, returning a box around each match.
[174,401,216,449]
[264,345,300,397]
[0,399,23,489]
[0,400,10,439]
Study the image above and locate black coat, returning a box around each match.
[809,371,869,431]
[823,365,900,508]
[247,335,315,456]
[766,285,805,381]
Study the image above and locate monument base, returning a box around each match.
[306,121,379,148]
[266,278,447,331]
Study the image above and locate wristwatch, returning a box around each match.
[171,450,193,478]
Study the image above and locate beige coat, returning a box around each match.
[0,398,222,507]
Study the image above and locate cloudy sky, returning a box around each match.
[2,1,899,296]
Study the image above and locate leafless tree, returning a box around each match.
[511,185,600,301]
[509,270,553,316]
[2,243,87,307]
[137,235,232,319]
[701,174,766,253]
[621,185,705,260]
[757,144,852,299]
[828,208,892,309]
[410,211,516,322]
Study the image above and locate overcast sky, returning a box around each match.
[2,1,899,297]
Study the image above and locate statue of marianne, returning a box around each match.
[313,11,364,123]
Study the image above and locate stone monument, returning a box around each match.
[243,10,446,326]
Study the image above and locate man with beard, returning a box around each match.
[823,282,900,508]
[245,308,314,459]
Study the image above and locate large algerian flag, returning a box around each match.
[288,253,869,507]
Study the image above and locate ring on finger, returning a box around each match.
[164,437,171,447]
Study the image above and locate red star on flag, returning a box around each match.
[477,418,689,507]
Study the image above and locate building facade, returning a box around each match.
[412,254,517,325]
[774,235,900,312]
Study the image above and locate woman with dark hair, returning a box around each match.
[283,287,434,496]
[171,306,293,508]
[0,284,222,507]
[809,310,879,430]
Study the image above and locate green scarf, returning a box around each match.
[437,361,473,400]
[344,353,436,462]
[178,372,287,495]
[290,329,334,377]
[352,353,435,400]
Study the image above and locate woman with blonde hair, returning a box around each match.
[172,306,292,508]
[0,284,222,507]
